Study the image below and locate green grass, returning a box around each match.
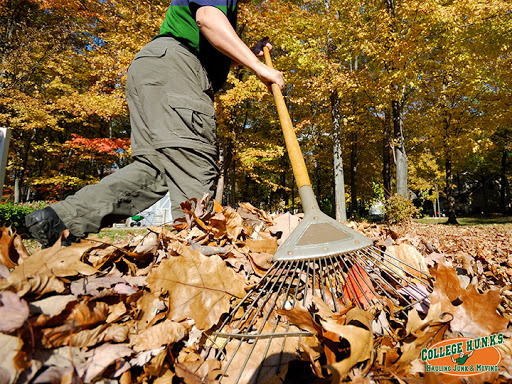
[414,216,512,226]
[21,226,150,254]
[89,227,150,242]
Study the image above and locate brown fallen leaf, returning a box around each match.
[75,343,133,383]
[238,202,273,224]
[422,263,508,336]
[176,348,222,383]
[153,369,175,384]
[247,252,273,272]
[147,252,246,329]
[0,333,22,384]
[7,240,99,287]
[245,238,278,255]
[42,323,110,348]
[0,226,29,269]
[276,302,322,336]
[130,319,188,352]
[385,243,430,279]
[40,301,111,348]
[69,300,109,328]
[30,295,76,317]
[268,213,301,245]
[70,275,139,296]
[12,231,30,261]
[7,273,67,297]
[392,315,449,373]
[133,231,159,255]
[322,308,374,383]
[0,291,29,333]
[210,207,244,241]
[300,341,324,378]
[132,291,167,330]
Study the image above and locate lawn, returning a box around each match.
[414,215,512,226]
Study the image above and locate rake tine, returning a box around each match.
[318,257,328,303]
[344,254,380,306]
[366,247,433,287]
[214,261,281,336]
[311,260,317,297]
[327,255,353,307]
[303,260,312,306]
[230,261,300,382]
[253,316,286,382]
[332,255,363,309]
[322,257,339,312]
[281,260,302,309]
[213,261,288,368]
[292,260,306,306]
[350,250,429,304]
[216,261,294,381]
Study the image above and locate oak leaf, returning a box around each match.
[153,369,175,384]
[245,238,278,255]
[175,349,222,384]
[210,207,244,241]
[42,323,110,349]
[421,263,508,336]
[147,252,246,329]
[322,308,374,382]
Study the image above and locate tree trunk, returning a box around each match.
[445,156,458,224]
[382,113,392,198]
[311,124,320,199]
[481,174,489,215]
[350,131,358,216]
[331,91,347,222]
[392,100,408,197]
[215,135,234,205]
[14,173,20,203]
[215,144,226,204]
[500,149,508,214]
[324,0,346,221]
[228,149,236,207]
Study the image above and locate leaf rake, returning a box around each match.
[203,48,433,384]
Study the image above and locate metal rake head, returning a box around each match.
[204,246,433,383]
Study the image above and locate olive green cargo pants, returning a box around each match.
[52,37,218,237]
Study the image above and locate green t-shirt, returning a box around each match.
[156,0,239,91]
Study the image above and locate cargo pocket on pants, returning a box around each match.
[167,94,216,147]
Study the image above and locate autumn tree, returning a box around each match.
[0,0,166,201]
[413,1,511,222]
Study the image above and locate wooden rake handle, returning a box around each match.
[263,46,311,189]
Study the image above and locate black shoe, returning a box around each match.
[25,207,79,248]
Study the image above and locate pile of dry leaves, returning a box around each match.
[0,197,510,384]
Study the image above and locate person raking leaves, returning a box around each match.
[25,0,284,248]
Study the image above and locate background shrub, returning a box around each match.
[385,194,419,223]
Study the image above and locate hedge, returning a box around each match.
[0,201,49,232]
